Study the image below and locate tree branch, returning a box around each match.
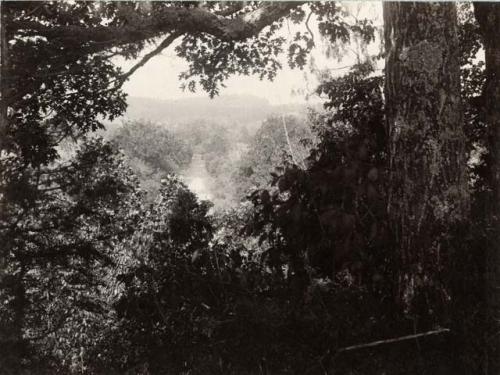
[117,31,182,85]
[15,2,304,53]
[305,10,315,47]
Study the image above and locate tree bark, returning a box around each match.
[384,2,468,309]
[0,0,7,148]
[473,3,500,373]
[13,2,303,52]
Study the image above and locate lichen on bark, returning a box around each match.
[384,2,469,310]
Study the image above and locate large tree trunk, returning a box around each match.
[384,2,468,312]
[0,0,7,148]
[473,3,500,373]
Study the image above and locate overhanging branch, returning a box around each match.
[15,2,304,54]
[117,31,182,86]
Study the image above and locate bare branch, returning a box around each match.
[118,31,182,85]
[337,328,450,353]
[305,10,315,47]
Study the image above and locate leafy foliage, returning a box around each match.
[1,2,496,375]
[235,115,315,198]
[177,29,286,97]
[175,3,375,97]
[0,137,142,372]
[111,120,193,198]
[248,63,387,283]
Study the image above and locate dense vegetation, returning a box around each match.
[110,120,193,198]
[1,2,499,374]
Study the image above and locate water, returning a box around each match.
[182,154,213,201]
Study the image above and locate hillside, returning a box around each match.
[120,95,310,131]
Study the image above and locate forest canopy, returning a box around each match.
[1,1,500,374]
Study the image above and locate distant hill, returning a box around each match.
[118,95,311,130]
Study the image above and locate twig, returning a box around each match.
[305,10,315,47]
[308,328,451,374]
[337,327,450,353]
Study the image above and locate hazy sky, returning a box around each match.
[116,47,317,105]
[114,3,383,105]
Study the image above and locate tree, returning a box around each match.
[236,115,314,197]
[246,61,388,295]
[95,177,216,373]
[0,137,142,372]
[473,3,500,372]
[111,120,193,198]
[383,2,469,316]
